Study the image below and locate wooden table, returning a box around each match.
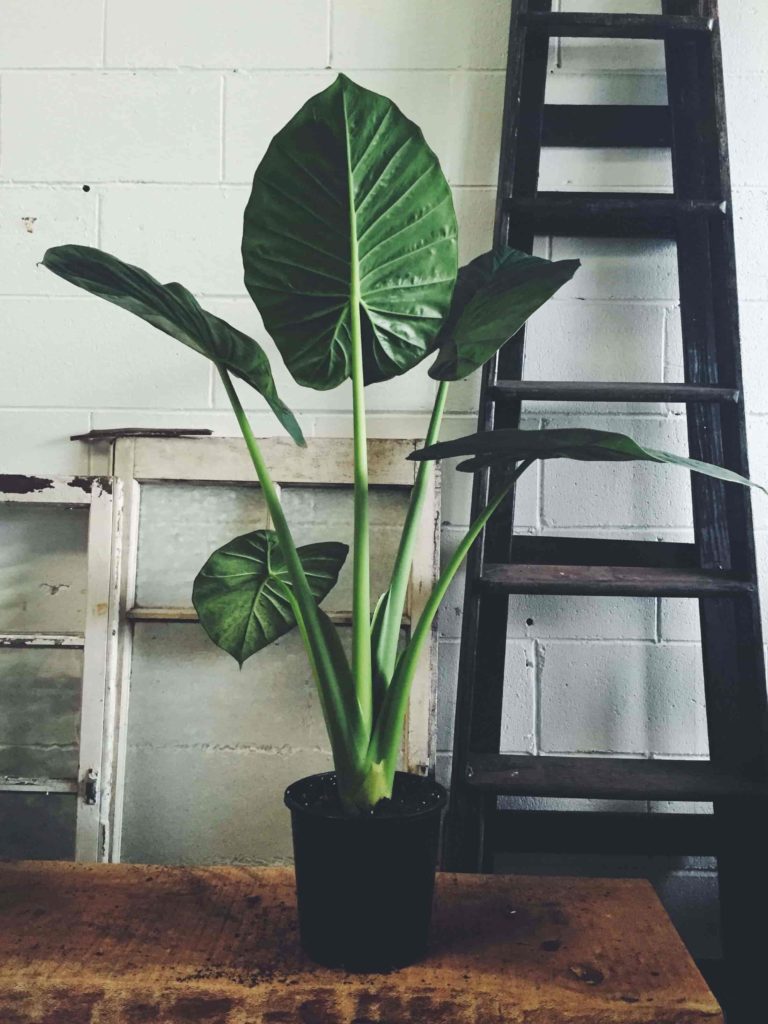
[0,862,722,1023]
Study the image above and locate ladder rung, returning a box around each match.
[487,810,717,856]
[542,105,671,149]
[502,193,724,238]
[480,564,754,598]
[465,754,767,801]
[521,12,714,40]
[507,536,699,570]
[488,381,740,404]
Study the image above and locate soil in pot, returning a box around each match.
[284,771,447,972]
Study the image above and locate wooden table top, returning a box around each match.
[0,862,722,1023]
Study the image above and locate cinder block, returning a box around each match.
[539,640,708,757]
[523,301,666,414]
[508,592,657,642]
[539,147,673,192]
[739,303,768,413]
[100,186,249,296]
[551,238,678,303]
[443,72,506,186]
[541,413,693,529]
[225,70,499,187]
[558,1,666,74]
[0,297,211,409]
[121,745,333,864]
[659,599,700,644]
[725,75,768,188]
[545,71,667,107]
[1,73,221,183]
[223,71,334,183]
[106,0,329,69]
[331,0,509,70]
[436,637,534,754]
[0,187,97,295]
[0,504,88,633]
[733,191,768,300]
[721,2,768,77]
[0,411,91,475]
[453,188,496,265]
[0,1,104,68]
[129,622,331,750]
[747,419,768,528]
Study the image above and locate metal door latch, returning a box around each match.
[84,768,98,805]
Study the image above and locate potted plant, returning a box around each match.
[42,74,761,972]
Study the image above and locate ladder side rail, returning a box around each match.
[443,0,549,871]
[664,5,768,1020]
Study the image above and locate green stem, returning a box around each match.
[217,365,363,766]
[371,380,449,700]
[347,152,372,734]
[370,459,535,783]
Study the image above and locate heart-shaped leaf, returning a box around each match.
[193,530,348,666]
[430,249,580,381]
[242,73,458,390]
[42,245,304,446]
[410,427,766,491]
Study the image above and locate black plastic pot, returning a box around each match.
[284,770,447,971]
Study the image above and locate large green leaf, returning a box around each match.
[430,248,580,380]
[192,530,348,666]
[42,245,304,446]
[410,427,766,491]
[242,73,458,390]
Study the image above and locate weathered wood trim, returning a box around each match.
[0,633,85,650]
[0,474,110,507]
[0,777,78,794]
[129,436,418,487]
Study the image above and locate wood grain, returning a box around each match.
[0,863,722,1023]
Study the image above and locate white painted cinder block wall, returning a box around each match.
[2,0,767,949]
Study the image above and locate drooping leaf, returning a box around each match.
[410,427,766,491]
[430,248,580,381]
[192,530,348,666]
[242,73,458,390]
[42,245,304,445]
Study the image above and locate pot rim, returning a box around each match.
[284,770,447,820]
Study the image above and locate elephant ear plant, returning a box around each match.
[42,75,763,819]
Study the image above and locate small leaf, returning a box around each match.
[243,73,458,390]
[42,245,304,446]
[192,530,348,666]
[410,427,766,492]
[429,248,580,381]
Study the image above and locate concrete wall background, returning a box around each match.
[1,0,767,956]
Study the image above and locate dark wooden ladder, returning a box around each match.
[441,3,768,1020]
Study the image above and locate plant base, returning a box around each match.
[284,771,447,972]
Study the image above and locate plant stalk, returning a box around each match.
[372,380,450,702]
[347,158,373,735]
[369,459,535,784]
[217,365,363,765]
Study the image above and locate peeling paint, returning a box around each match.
[0,475,53,495]
[39,583,71,597]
